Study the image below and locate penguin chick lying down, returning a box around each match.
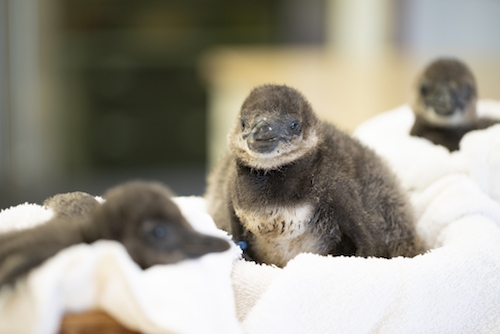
[206,84,424,267]
[410,58,499,151]
[0,181,230,288]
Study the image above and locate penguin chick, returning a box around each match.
[410,58,499,151]
[205,84,423,267]
[0,181,230,288]
[44,191,100,219]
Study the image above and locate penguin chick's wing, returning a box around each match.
[0,182,230,289]
[0,216,86,288]
[0,191,99,287]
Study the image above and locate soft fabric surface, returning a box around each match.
[1,101,500,333]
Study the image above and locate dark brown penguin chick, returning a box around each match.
[0,181,230,288]
[205,84,423,267]
[410,58,499,151]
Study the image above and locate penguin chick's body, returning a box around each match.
[410,58,499,151]
[0,181,229,288]
[206,84,423,267]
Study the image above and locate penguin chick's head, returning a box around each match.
[229,84,320,170]
[412,58,478,128]
[94,181,230,268]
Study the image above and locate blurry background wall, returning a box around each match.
[0,0,499,208]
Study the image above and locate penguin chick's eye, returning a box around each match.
[289,120,301,134]
[153,226,166,238]
[141,219,177,246]
[241,118,246,130]
[420,83,429,97]
[461,84,473,99]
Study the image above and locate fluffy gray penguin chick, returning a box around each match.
[206,84,423,267]
[410,58,499,151]
[44,191,100,219]
[0,181,230,288]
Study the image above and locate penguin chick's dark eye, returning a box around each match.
[241,118,246,130]
[461,84,473,99]
[141,219,176,246]
[289,120,301,134]
[154,226,166,238]
[420,83,429,97]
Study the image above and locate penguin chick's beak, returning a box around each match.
[430,86,454,116]
[247,119,279,153]
[426,85,472,117]
[140,219,230,256]
[182,231,231,258]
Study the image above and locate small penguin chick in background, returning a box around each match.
[205,84,423,267]
[0,181,230,288]
[410,58,499,151]
[44,191,100,219]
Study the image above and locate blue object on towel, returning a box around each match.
[236,241,248,251]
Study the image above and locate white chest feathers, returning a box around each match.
[234,204,323,266]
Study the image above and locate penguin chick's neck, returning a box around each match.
[415,114,475,132]
[234,148,319,204]
[232,150,324,266]
[411,115,474,151]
